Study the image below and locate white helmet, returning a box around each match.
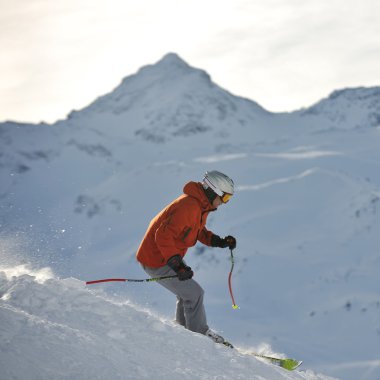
[202,170,234,200]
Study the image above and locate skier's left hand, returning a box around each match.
[223,235,237,250]
[211,235,237,250]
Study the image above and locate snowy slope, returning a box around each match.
[1,53,380,380]
[0,266,336,380]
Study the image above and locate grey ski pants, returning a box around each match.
[142,264,209,334]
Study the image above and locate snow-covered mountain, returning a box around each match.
[65,53,268,139]
[1,53,380,380]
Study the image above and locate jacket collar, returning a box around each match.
[183,181,216,212]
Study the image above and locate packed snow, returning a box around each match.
[0,266,337,380]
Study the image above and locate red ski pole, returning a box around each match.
[86,275,177,285]
[228,248,239,309]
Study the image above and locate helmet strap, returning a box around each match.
[202,185,218,205]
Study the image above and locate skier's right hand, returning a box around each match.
[167,254,194,281]
[177,266,194,281]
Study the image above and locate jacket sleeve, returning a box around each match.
[197,226,214,246]
[154,204,196,262]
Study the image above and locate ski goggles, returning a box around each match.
[220,192,233,203]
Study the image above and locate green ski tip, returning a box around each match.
[280,358,303,371]
[222,342,302,371]
[249,353,302,371]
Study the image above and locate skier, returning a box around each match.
[136,170,236,344]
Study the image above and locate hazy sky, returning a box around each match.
[1,0,379,123]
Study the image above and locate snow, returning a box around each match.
[1,53,380,379]
[0,266,336,380]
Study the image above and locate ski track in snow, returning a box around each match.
[192,149,341,165]
[253,150,343,160]
[237,169,317,192]
[193,153,247,163]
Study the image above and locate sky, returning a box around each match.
[0,0,379,124]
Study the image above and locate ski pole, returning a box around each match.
[86,275,178,285]
[228,248,239,309]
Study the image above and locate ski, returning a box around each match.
[222,341,302,371]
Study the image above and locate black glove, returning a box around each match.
[167,254,194,281]
[211,235,237,250]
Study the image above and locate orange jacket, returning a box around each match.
[136,181,216,268]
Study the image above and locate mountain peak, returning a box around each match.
[156,52,190,68]
[66,54,215,121]
[134,52,207,81]
[65,53,267,139]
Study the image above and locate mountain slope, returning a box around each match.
[0,266,336,380]
[300,87,380,130]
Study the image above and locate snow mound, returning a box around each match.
[0,266,336,380]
